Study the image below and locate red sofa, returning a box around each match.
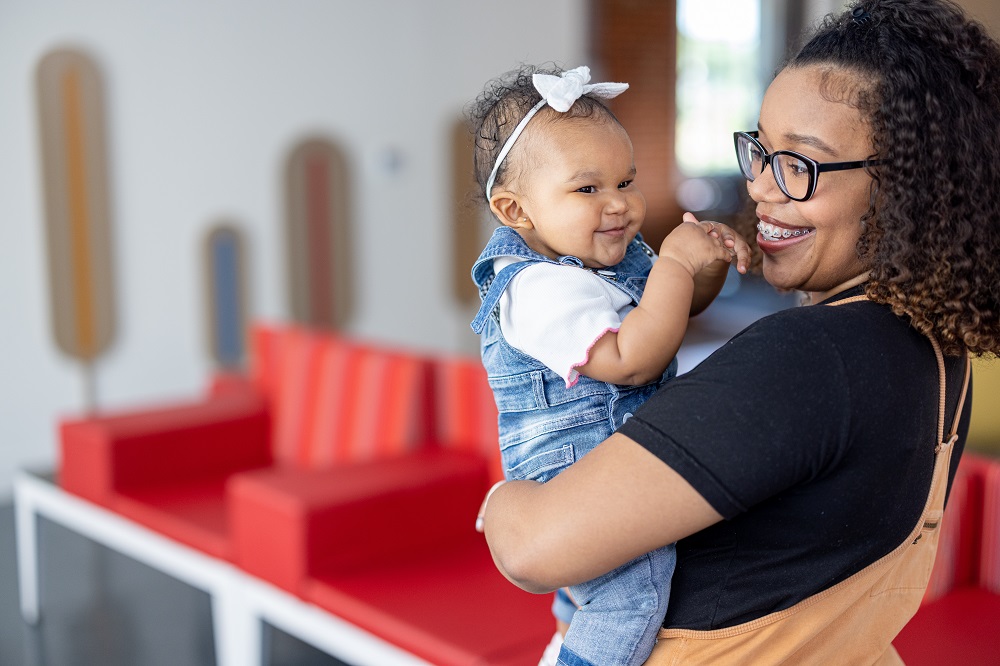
[58,323,552,665]
[56,322,1000,663]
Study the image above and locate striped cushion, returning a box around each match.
[924,455,982,602]
[922,453,1000,603]
[250,324,433,469]
[432,355,502,482]
[980,457,1000,594]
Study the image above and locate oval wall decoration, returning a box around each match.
[284,138,352,330]
[37,48,116,409]
[204,223,249,369]
[37,48,116,364]
[450,117,483,307]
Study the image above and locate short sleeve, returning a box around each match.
[617,310,851,518]
[498,261,635,387]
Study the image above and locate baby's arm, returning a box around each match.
[577,216,744,386]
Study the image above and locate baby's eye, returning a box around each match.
[576,185,597,194]
[618,179,633,189]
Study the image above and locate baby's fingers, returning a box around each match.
[683,212,718,234]
[710,222,752,274]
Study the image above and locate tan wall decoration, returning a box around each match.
[204,223,249,369]
[451,117,483,307]
[284,138,352,330]
[36,48,116,409]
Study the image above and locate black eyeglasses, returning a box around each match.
[733,131,883,202]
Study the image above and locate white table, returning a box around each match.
[13,469,431,666]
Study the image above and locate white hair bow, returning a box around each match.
[485,66,629,199]
[531,66,628,112]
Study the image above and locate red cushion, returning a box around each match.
[895,587,1000,665]
[257,325,435,468]
[60,393,270,506]
[298,338,434,467]
[981,459,1000,594]
[924,456,986,602]
[229,450,489,592]
[304,539,554,666]
[112,477,233,560]
[433,355,504,482]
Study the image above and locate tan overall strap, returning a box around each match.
[644,295,972,666]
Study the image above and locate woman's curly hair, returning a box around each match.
[791,0,1000,356]
[466,64,623,201]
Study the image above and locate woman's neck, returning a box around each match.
[803,272,870,305]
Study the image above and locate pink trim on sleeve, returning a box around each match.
[566,327,620,388]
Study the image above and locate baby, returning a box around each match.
[468,65,749,666]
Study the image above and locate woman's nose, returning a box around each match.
[746,165,789,203]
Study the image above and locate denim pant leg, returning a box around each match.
[556,543,676,666]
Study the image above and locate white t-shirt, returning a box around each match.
[493,256,637,388]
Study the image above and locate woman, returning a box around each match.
[477,1,1000,663]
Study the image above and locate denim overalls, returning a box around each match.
[471,226,678,666]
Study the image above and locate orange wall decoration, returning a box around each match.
[36,49,115,408]
[284,138,353,330]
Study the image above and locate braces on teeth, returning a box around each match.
[757,222,809,241]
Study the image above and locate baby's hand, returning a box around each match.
[686,212,751,275]
[658,213,737,277]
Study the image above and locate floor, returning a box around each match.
[0,504,348,666]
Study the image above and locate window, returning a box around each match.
[675,0,762,177]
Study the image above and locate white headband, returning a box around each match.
[484,66,629,200]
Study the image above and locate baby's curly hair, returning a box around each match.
[791,0,1000,356]
[466,64,623,201]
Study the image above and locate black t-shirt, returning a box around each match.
[617,286,971,630]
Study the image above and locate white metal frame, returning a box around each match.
[13,469,431,666]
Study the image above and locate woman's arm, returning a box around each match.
[480,432,723,593]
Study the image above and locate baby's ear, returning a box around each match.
[490,192,532,230]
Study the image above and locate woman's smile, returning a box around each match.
[756,214,815,251]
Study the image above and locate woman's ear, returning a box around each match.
[490,193,532,230]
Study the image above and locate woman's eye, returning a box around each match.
[787,161,809,176]
[618,180,633,189]
[576,185,597,194]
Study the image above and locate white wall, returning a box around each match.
[0,0,587,498]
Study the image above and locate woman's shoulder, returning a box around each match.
[739,294,902,342]
[707,294,918,375]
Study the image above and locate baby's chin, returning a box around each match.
[583,251,628,269]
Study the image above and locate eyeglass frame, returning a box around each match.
[733,131,884,202]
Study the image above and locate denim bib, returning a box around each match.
[470,227,677,482]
